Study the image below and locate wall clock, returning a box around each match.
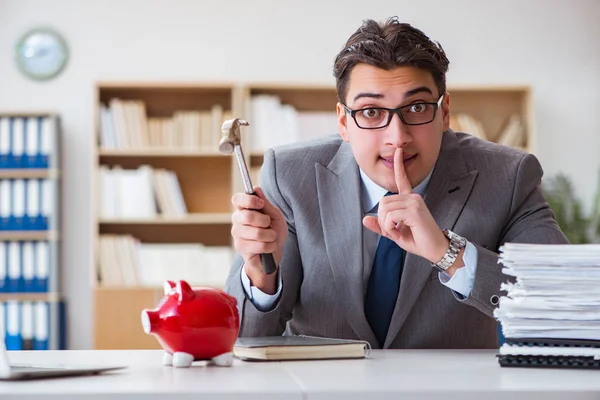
[15,28,69,81]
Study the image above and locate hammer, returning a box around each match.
[219,118,277,275]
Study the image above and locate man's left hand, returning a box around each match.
[363,147,451,266]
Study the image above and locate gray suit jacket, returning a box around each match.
[225,130,568,349]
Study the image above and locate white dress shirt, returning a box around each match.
[241,168,478,311]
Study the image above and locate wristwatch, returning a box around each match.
[432,229,467,272]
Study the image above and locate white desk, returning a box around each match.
[1,349,599,400]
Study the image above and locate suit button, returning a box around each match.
[490,295,500,305]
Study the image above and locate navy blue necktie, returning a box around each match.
[364,192,405,347]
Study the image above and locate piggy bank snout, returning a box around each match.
[141,309,160,334]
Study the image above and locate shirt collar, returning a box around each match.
[360,167,433,214]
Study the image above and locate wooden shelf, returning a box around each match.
[0,292,61,302]
[98,149,227,157]
[98,84,235,117]
[249,153,264,165]
[0,231,58,241]
[0,169,59,179]
[99,223,231,245]
[99,213,231,225]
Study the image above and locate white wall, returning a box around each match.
[0,0,598,349]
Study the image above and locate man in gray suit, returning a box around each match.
[225,17,568,349]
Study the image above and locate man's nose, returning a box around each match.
[384,112,411,147]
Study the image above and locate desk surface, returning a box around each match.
[1,349,599,400]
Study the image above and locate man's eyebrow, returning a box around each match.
[353,92,384,102]
[352,86,435,103]
[404,86,434,99]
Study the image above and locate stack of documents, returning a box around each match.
[494,243,600,369]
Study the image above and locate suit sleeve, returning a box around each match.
[460,153,569,317]
[224,148,303,336]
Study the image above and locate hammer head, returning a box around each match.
[219,118,249,154]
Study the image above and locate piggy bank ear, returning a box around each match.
[176,280,195,303]
[164,280,176,295]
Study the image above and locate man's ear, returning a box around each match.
[441,92,451,131]
[337,102,350,142]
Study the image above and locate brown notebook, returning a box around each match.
[233,335,370,361]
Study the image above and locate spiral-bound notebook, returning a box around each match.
[233,335,371,361]
[497,338,600,369]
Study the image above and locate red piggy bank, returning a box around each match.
[141,280,240,368]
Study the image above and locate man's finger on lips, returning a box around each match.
[394,147,413,195]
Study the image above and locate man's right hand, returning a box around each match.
[231,186,288,294]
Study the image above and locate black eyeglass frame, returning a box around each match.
[342,94,445,129]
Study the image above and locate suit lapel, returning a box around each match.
[316,142,378,345]
[384,130,479,348]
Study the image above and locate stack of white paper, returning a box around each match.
[494,243,600,341]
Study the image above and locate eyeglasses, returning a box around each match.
[342,94,444,129]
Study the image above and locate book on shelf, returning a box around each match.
[452,113,487,141]
[233,335,370,361]
[496,114,526,149]
[100,99,232,150]
[98,165,186,219]
[97,234,233,288]
[0,299,66,351]
[450,113,526,150]
[249,94,338,152]
[0,115,57,169]
[0,178,54,231]
[0,241,49,293]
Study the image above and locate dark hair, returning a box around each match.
[333,17,450,104]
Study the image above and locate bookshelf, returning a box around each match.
[92,83,242,349]
[91,82,533,349]
[0,113,64,351]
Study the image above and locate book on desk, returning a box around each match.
[233,335,370,361]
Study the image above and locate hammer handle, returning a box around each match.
[260,253,278,275]
[231,143,277,275]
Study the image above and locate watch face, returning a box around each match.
[15,28,69,81]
